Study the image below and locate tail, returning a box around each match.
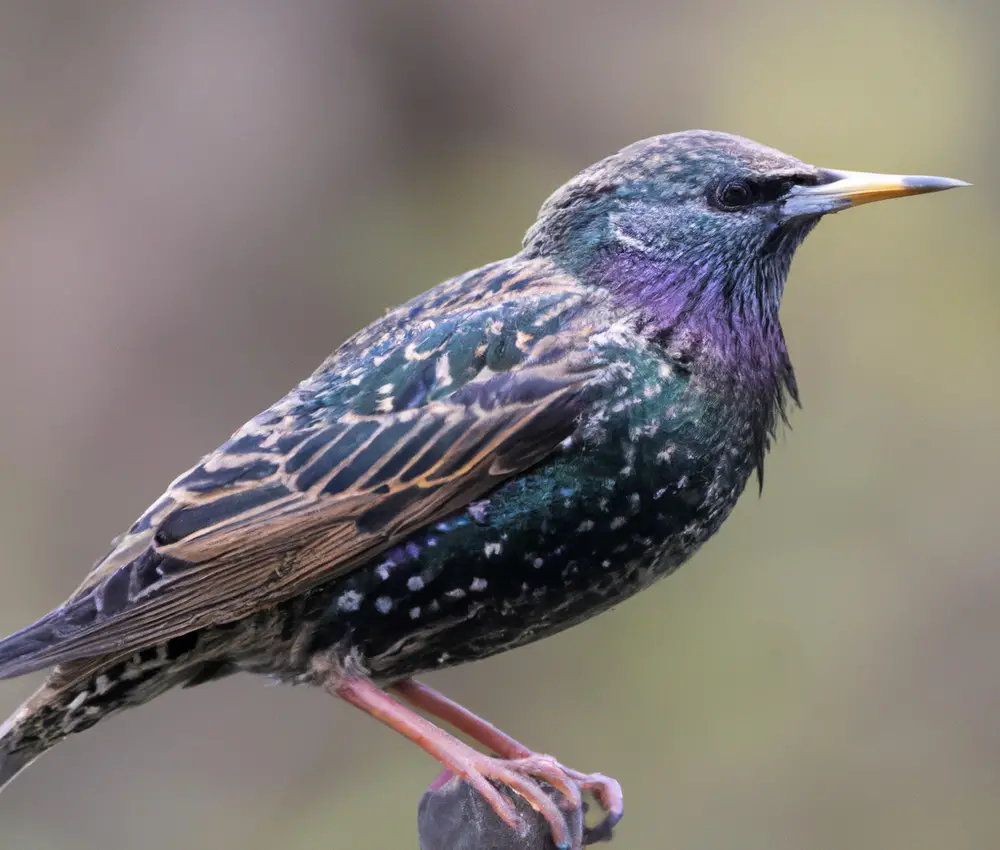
[0,610,86,789]
[0,737,45,792]
[0,644,221,794]
[0,681,65,793]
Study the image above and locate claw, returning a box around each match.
[561,769,623,842]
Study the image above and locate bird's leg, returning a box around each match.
[392,678,624,843]
[326,674,581,849]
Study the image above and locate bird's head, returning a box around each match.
[523,130,967,326]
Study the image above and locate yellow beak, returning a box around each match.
[783,169,970,216]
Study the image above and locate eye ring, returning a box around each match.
[712,179,757,211]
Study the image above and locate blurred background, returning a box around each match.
[0,1,996,848]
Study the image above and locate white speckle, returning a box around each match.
[677,475,689,489]
[409,606,421,619]
[654,488,667,500]
[429,600,440,613]
[338,590,363,612]
[376,397,395,413]
[484,542,502,557]
[349,375,364,386]
[602,560,611,568]
[446,588,466,600]
[375,596,393,614]
[69,692,88,711]
[657,446,676,463]
[437,652,451,665]
[610,517,627,530]
[405,341,433,361]
[577,520,595,532]
[533,557,544,568]
[521,582,529,592]
[629,493,641,510]
[658,362,673,379]
[407,576,424,591]
[435,354,453,387]
[643,384,658,399]
[426,536,438,547]
[470,577,488,592]
[468,500,489,524]
[377,560,395,581]
[378,383,394,395]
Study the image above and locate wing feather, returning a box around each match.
[0,267,604,677]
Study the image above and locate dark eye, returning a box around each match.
[712,179,757,211]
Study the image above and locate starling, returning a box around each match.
[0,131,965,848]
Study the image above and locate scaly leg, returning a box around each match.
[324,674,587,849]
[392,678,624,843]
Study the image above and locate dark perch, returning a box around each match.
[418,769,618,850]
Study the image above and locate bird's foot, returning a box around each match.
[391,677,623,845]
[442,749,587,848]
[329,673,622,849]
[437,750,623,847]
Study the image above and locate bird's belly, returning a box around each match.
[297,429,754,683]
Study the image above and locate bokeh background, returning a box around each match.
[0,2,996,849]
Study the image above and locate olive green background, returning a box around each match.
[0,2,996,849]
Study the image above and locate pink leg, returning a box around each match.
[325,675,583,849]
[393,678,624,841]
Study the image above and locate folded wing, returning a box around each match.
[0,274,602,677]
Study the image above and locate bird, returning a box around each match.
[0,130,966,849]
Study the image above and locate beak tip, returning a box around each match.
[901,175,971,192]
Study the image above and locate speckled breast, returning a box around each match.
[300,347,758,683]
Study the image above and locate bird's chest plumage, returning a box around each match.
[297,350,759,682]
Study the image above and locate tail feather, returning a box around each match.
[0,645,206,795]
[0,681,62,793]
[0,741,42,793]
